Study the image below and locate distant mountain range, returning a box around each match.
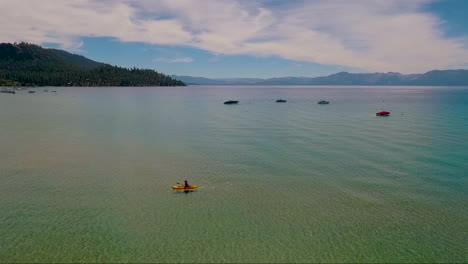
[0,43,184,86]
[172,70,468,86]
[1,42,467,87]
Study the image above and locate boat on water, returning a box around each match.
[276,99,287,103]
[317,100,329,104]
[172,185,198,190]
[172,185,198,193]
[224,100,239,105]
[376,111,390,116]
[0,89,15,94]
[28,90,36,94]
[173,180,197,192]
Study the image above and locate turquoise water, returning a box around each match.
[0,86,467,263]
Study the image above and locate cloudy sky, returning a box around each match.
[1,0,467,78]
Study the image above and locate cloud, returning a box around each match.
[155,56,194,63]
[1,0,467,73]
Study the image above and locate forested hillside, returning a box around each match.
[0,43,185,86]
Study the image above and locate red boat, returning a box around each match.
[376,111,390,116]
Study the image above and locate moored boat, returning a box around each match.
[317,100,329,104]
[276,99,287,103]
[224,100,239,104]
[0,88,15,94]
[376,111,390,116]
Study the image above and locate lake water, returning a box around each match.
[0,86,467,263]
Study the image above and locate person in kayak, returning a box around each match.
[184,180,190,188]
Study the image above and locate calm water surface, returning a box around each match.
[0,86,467,263]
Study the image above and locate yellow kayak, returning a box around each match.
[172,185,198,190]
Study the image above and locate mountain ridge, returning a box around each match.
[172,69,468,86]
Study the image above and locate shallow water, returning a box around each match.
[0,86,467,263]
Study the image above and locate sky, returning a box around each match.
[1,0,468,78]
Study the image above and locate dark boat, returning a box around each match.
[0,89,15,94]
[317,100,329,104]
[28,90,36,94]
[276,99,287,103]
[376,111,390,116]
[224,100,239,105]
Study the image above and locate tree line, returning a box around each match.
[0,42,185,87]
